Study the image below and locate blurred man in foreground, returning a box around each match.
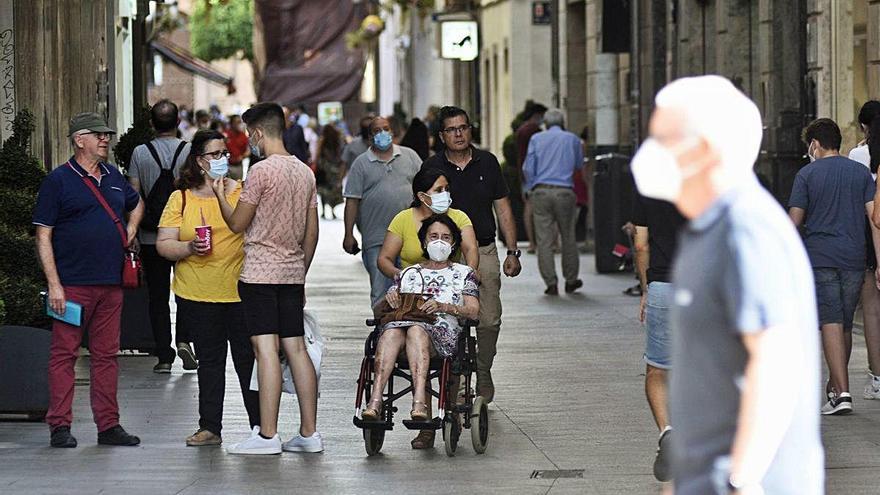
[631,76,823,494]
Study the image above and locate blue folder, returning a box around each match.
[42,293,83,327]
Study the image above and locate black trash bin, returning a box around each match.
[593,153,635,274]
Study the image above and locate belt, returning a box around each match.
[534,184,571,190]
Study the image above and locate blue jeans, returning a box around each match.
[644,281,672,370]
[362,245,394,308]
[814,268,863,330]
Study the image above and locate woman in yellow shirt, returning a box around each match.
[378,167,479,279]
[376,167,478,450]
[156,130,259,447]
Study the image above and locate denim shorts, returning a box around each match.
[644,281,672,370]
[813,268,864,330]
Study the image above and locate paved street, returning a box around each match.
[2,219,880,494]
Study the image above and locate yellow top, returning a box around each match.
[158,184,244,303]
[387,207,473,268]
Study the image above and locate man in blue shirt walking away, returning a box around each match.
[523,109,586,295]
[789,118,880,416]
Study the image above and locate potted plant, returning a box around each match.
[0,110,52,420]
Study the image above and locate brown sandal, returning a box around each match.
[362,399,383,421]
[411,429,435,449]
[410,400,429,421]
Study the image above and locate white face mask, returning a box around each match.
[426,240,453,262]
[807,141,817,162]
[630,137,700,203]
[425,191,451,214]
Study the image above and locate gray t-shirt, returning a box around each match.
[127,137,190,244]
[671,178,824,494]
[342,145,421,249]
[788,155,875,270]
[342,138,370,169]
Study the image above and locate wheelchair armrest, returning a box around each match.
[366,319,379,327]
[463,319,479,327]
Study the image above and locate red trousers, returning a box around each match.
[45,285,123,432]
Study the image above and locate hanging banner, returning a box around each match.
[0,0,15,142]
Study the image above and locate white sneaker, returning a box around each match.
[226,430,282,455]
[282,431,324,453]
[821,392,853,416]
[864,372,880,399]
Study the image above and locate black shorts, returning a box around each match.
[237,282,305,338]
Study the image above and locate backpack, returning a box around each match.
[141,141,187,232]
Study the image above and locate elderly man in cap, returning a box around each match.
[631,77,823,494]
[32,112,145,448]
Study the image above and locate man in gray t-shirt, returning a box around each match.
[126,100,194,373]
[631,76,823,494]
[342,117,421,308]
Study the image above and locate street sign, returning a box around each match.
[440,21,478,61]
[317,101,344,126]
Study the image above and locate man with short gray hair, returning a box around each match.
[522,109,585,295]
[631,76,823,494]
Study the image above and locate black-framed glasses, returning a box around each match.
[81,132,113,141]
[441,125,472,135]
[199,150,231,160]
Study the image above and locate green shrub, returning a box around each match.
[0,110,49,328]
[113,106,154,173]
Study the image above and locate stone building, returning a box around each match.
[559,0,880,202]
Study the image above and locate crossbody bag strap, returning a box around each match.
[69,161,127,248]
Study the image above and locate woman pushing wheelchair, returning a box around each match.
[362,215,480,427]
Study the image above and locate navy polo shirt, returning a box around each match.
[32,158,140,286]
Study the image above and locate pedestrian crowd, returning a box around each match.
[32,98,592,456]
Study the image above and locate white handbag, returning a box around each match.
[249,309,324,396]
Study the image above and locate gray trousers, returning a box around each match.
[531,186,579,286]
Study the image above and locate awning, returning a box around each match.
[150,38,236,94]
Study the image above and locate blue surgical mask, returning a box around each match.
[373,131,393,151]
[426,191,451,214]
[207,156,229,179]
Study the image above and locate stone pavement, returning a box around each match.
[1,219,879,494]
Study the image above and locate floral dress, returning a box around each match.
[382,263,480,357]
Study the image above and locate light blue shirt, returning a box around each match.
[523,126,585,191]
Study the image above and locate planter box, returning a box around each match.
[0,325,50,420]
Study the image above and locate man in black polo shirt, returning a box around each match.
[633,194,686,481]
[421,106,522,402]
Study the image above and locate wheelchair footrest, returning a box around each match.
[402,417,442,431]
[353,416,394,430]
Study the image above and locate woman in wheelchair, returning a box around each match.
[362,215,480,438]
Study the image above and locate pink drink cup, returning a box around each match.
[195,225,212,255]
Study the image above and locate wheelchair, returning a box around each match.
[353,318,490,457]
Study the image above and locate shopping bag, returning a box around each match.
[249,309,324,397]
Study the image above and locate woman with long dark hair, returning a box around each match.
[156,129,260,446]
[850,100,880,400]
[315,124,345,219]
[400,118,431,160]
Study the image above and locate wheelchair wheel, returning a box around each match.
[364,428,385,456]
[443,416,460,457]
[470,396,489,454]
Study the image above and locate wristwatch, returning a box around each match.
[507,249,521,258]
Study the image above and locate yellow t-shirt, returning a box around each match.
[158,184,244,303]
[387,208,473,268]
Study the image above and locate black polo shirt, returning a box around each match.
[421,147,509,246]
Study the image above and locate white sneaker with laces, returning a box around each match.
[226,430,281,455]
[864,372,880,400]
[283,431,324,453]
[821,392,853,416]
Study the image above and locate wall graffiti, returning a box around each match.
[0,28,13,140]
